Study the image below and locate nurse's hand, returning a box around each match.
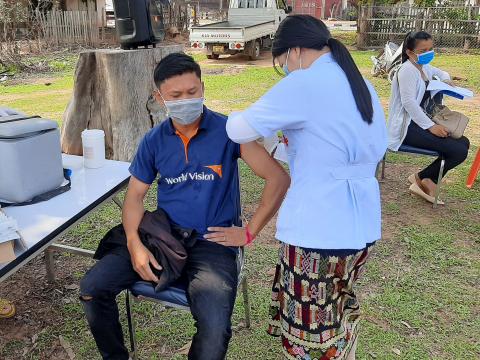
[204,226,247,247]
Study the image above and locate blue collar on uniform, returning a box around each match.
[166,106,212,135]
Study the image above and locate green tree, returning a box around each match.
[415,0,436,6]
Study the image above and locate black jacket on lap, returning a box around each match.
[94,208,196,292]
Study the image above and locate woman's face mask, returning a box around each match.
[157,91,204,125]
[416,50,435,65]
[281,48,302,76]
[282,48,291,76]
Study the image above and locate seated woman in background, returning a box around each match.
[387,31,470,204]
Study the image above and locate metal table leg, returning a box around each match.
[112,195,123,209]
[45,245,95,282]
[43,195,122,281]
[45,247,56,282]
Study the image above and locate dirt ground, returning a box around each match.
[0,254,93,358]
[201,50,274,67]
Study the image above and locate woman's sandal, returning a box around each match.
[408,174,416,185]
[0,298,16,319]
[409,182,444,205]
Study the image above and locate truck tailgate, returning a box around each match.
[190,20,274,43]
[190,23,244,43]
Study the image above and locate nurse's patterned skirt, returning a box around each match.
[267,242,374,360]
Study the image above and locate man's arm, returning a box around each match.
[123,176,162,282]
[239,141,290,237]
[204,141,290,246]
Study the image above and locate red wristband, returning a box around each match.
[245,226,255,246]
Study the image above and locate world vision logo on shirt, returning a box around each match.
[164,165,222,185]
[204,165,223,178]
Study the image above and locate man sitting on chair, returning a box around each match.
[79,53,290,360]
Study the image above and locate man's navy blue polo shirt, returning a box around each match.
[129,107,242,238]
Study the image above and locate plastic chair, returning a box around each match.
[466,148,480,189]
[379,144,445,208]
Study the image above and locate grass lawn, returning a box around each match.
[0,47,479,360]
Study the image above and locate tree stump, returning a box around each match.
[61,45,183,161]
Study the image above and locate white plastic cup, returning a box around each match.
[81,129,106,168]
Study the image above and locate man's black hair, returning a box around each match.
[153,52,202,88]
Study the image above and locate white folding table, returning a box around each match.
[0,155,130,282]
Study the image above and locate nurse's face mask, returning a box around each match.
[157,90,204,126]
[282,49,292,76]
[279,48,303,76]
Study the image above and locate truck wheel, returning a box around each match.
[248,41,260,61]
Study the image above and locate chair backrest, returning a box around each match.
[234,160,246,277]
[232,160,243,228]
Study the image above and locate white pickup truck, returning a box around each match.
[190,0,291,60]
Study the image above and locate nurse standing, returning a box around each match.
[225,15,387,359]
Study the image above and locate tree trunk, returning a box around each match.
[60,45,183,162]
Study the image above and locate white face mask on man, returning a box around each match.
[157,91,204,125]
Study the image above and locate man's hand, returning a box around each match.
[123,176,160,282]
[429,124,449,138]
[127,238,162,282]
[204,226,247,247]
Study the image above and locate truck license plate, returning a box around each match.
[213,45,225,53]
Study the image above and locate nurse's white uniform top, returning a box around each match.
[227,52,388,250]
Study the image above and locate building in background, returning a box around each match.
[287,0,347,19]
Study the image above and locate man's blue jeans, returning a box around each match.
[80,240,238,360]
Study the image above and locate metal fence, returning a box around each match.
[358,5,480,49]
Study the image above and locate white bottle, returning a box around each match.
[81,129,106,168]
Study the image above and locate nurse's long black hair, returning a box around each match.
[272,15,373,124]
